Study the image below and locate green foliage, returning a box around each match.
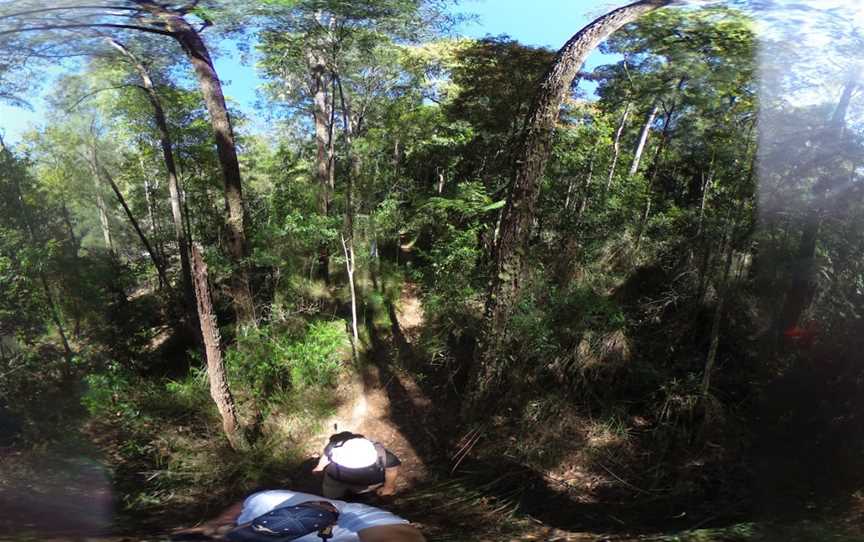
[226,320,347,400]
[81,365,136,419]
[283,320,347,387]
[6,2,864,538]
[164,366,211,411]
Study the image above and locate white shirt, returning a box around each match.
[236,490,408,542]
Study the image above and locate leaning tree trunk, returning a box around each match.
[92,169,114,254]
[39,273,74,366]
[108,38,197,324]
[9,168,74,365]
[628,102,658,178]
[93,152,170,289]
[140,1,255,324]
[633,89,681,254]
[605,102,631,193]
[469,0,672,412]
[190,243,247,451]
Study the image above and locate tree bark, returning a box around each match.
[702,223,736,397]
[696,167,715,238]
[469,0,672,411]
[138,1,255,324]
[341,234,359,345]
[108,38,197,322]
[633,91,681,254]
[628,102,658,178]
[606,102,631,192]
[92,167,114,254]
[190,243,247,451]
[310,48,332,282]
[336,74,361,344]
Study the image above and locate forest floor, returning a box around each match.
[278,282,718,541]
[0,283,775,542]
[5,282,864,541]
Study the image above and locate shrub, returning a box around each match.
[226,320,348,400]
[164,365,210,412]
[81,363,138,420]
[279,320,347,389]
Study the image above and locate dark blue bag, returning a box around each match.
[226,501,339,542]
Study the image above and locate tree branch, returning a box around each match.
[0,22,173,38]
[0,5,141,22]
[65,85,137,112]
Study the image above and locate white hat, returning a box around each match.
[330,437,378,468]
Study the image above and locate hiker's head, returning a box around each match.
[329,431,361,446]
[226,501,339,542]
[326,433,379,469]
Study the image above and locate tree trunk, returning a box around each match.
[628,102,658,178]
[469,0,672,411]
[702,224,736,397]
[142,175,160,245]
[61,202,84,337]
[310,48,332,283]
[633,93,679,254]
[341,235,359,345]
[93,152,170,289]
[108,38,197,322]
[61,203,79,254]
[39,272,74,365]
[336,74,360,239]
[696,167,715,238]
[336,74,361,344]
[140,2,255,324]
[606,102,631,192]
[190,243,247,451]
[9,168,75,365]
[576,141,599,221]
[92,169,114,254]
[328,76,337,195]
[779,74,857,332]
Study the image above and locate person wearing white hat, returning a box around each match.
[313,432,401,499]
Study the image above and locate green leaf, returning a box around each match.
[481,200,506,212]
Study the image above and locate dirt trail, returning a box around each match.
[300,282,433,496]
[318,285,613,541]
[358,282,432,490]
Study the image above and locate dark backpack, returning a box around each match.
[226,501,340,542]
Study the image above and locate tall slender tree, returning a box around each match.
[468,0,673,410]
[106,38,197,321]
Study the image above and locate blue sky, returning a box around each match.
[0,0,616,143]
